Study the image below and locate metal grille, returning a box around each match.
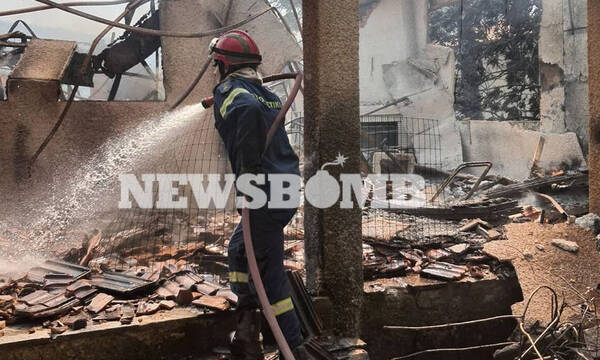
[99,102,305,271]
[360,114,452,246]
[97,110,450,271]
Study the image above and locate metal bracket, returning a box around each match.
[431,161,493,202]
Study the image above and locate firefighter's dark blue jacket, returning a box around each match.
[212,76,300,180]
[213,77,304,348]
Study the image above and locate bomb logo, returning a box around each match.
[305,153,347,208]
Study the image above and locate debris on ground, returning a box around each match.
[575,212,600,234]
[484,171,588,199]
[484,222,600,325]
[550,238,579,253]
[0,256,238,336]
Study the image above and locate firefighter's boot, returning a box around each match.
[230,309,263,360]
[292,344,318,360]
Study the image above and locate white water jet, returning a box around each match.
[1,104,207,257]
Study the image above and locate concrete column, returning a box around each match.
[302,1,363,337]
[589,0,600,213]
[539,0,566,133]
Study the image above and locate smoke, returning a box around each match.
[0,255,45,275]
[518,192,543,207]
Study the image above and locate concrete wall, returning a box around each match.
[460,120,586,180]
[314,272,523,359]
[539,0,589,151]
[563,0,589,152]
[359,275,522,359]
[589,0,600,213]
[2,310,235,360]
[359,0,427,107]
[460,0,589,179]
[357,1,589,176]
[359,0,456,122]
[358,0,463,171]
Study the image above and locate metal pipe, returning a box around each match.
[241,72,303,360]
[28,0,146,175]
[0,0,131,17]
[360,87,432,117]
[8,20,38,38]
[222,0,234,25]
[263,73,299,83]
[288,0,302,35]
[261,0,296,40]
[430,161,493,202]
[107,74,122,100]
[390,342,518,360]
[34,0,274,39]
[0,41,27,48]
[384,314,520,331]
[169,55,213,111]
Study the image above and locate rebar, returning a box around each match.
[28,0,148,174]
[288,0,302,35]
[0,0,131,17]
[390,342,517,360]
[34,0,274,38]
[169,55,213,111]
[520,322,545,360]
[384,314,519,331]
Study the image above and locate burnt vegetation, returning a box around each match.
[429,0,542,121]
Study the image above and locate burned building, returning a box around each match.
[1,1,600,360]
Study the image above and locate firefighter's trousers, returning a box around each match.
[228,208,303,349]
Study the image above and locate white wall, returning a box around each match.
[359,0,427,106]
[358,0,462,170]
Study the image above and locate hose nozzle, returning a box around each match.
[201,96,214,109]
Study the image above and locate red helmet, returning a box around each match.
[209,30,262,67]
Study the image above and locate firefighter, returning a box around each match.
[209,30,313,360]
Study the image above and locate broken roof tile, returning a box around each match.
[193,296,230,312]
[420,262,468,281]
[86,293,114,314]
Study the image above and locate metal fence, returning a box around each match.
[98,111,451,270]
[359,114,452,246]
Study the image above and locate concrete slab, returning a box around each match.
[10,39,76,81]
[460,121,587,180]
[1,308,235,360]
[314,271,522,360]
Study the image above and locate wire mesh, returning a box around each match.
[99,97,305,272]
[98,104,450,272]
[360,114,453,246]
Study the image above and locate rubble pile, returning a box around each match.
[356,167,593,289]
[0,256,237,337]
[360,215,509,281]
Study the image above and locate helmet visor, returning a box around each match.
[208,37,219,54]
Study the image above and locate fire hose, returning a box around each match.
[202,72,303,360]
